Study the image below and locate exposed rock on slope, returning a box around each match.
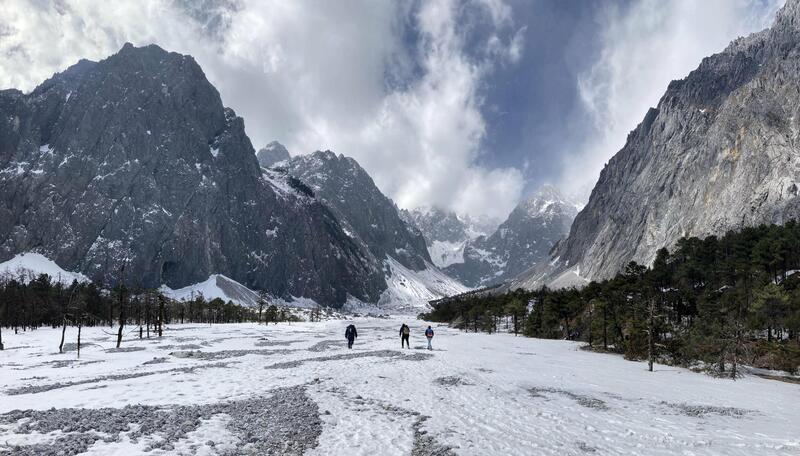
[0,43,384,307]
[281,150,432,271]
[513,0,800,290]
[281,151,467,310]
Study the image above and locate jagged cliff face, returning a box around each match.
[0,43,385,307]
[513,0,800,290]
[445,185,577,287]
[280,150,432,271]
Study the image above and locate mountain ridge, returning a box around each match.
[0,43,386,307]
[512,0,800,290]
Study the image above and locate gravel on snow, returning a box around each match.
[0,385,322,455]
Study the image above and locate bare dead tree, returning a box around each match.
[158,294,165,337]
[74,289,86,359]
[647,297,656,372]
[59,283,78,354]
[116,263,127,349]
[257,291,267,325]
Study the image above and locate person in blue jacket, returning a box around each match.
[345,324,357,349]
[425,325,434,350]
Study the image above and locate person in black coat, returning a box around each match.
[399,323,410,348]
[345,324,358,349]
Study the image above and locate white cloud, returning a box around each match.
[560,0,784,196]
[0,0,523,219]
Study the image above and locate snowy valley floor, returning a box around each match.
[1,319,799,456]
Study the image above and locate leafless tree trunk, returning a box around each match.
[77,314,82,358]
[158,295,165,337]
[116,264,126,349]
[647,298,655,372]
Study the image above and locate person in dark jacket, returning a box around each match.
[345,324,358,349]
[399,323,410,348]
[425,326,434,350]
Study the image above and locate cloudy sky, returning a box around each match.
[0,0,784,219]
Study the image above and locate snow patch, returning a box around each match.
[428,240,466,268]
[0,252,90,285]
[377,257,468,312]
[160,274,261,308]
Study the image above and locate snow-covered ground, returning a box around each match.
[1,319,798,455]
[0,253,90,285]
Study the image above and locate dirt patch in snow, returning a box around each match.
[169,348,296,360]
[265,350,434,370]
[661,402,751,418]
[5,362,233,395]
[529,387,609,411]
[254,338,301,347]
[411,415,456,456]
[105,346,146,353]
[434,376,473,387]
[307,339,344,352]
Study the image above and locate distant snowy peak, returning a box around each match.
[256,141,291,168]
[0,252,90,285]
[160,274,262,308]
[515,185,578,226]
[442,185,578,288]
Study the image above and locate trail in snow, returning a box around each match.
[0,319,798,455]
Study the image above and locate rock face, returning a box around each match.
[513,0,800,290]
[445,185,577,287]
[280,151,467,311]
[0,43,385,307]
[280,150,432,271]
[256,141,290,168]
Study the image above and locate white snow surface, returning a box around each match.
[159,274,261,308]
[0,252,89,285]
[1,319,798,455]
[375,257,469,313]
[428,240,466,268]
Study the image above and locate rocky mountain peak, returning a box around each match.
[256,140,290,168]
[0,43,386,307]
[282,150,432,271]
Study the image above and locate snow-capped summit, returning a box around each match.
[256,141,291,168]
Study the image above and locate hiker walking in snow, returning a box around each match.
[399,323,410,348]
[345,324,358,349]
[425,325,434,350]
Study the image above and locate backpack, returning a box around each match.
[402,326,410,335]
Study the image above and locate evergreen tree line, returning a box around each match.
[0,274,298,350]
[422,222,800,376]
